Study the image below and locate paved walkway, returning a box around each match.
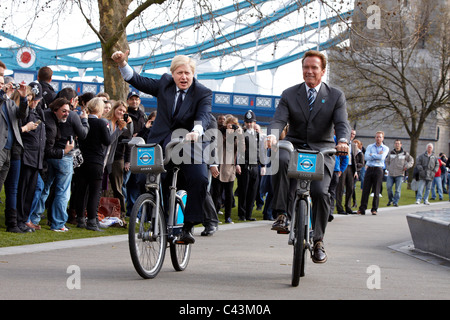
[0,201,449,300]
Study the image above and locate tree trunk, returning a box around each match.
[407,133,420,189]
[98,0,132,101]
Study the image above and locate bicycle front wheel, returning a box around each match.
[170,236,192,271]
[128,193,167,279]
[292,198,307,287]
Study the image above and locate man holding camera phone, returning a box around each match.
[0,74,29,233]
[36,97,89,232]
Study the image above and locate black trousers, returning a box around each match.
[16,164,39,226]
[271,147,332,242]
[359,166,384,213]
[237,164,259,219]
[202,190,219,228]
[74,162,104,221]
[336,165,355,214]
[210,176,223,213]
[162,162,208,224]
[328,171,340,217]
[221,181,234,220]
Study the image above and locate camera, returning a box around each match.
[11,83,20,89]
[123,113,129,122]
[231,124,238,131]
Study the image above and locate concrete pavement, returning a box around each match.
[0,201,449,300]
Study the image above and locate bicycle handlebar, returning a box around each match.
[127,136,193,166]
[277,140,339,156]
[278,140,294,152]
[163,137,185,165]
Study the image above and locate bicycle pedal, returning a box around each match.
[277,230,290,235]
[173,239,189,245]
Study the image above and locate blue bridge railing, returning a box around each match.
[13,70,280,125]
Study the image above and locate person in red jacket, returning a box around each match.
[431,158,444,201]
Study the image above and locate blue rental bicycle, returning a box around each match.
[127,137,191,279]
[278,140,336,287]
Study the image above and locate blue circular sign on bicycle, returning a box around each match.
[137,148,155,166]
[297,154,317,173]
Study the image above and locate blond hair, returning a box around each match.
[225,115,239,127]
[87,97,105,116]
[170,55,196,74]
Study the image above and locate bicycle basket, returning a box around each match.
[287,149,324,181]
[130,143,165,174]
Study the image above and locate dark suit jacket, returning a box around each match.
[43,109,89,160]
[79,116,112,166]
[126,72,212,147]
[268,82,350,174]
[0,97,28,151]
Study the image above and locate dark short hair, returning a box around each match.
[49,97,70,112]
[37,66,53,82]
[302,50,327,69]
[56,87,77,101]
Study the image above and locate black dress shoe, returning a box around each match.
[6,226,25,233]
[312,241,327,264]
[201,226,217,236]
[246,217,256,221]
[271,214,289,232]
[178,229,195,244]
[18,224,35,233]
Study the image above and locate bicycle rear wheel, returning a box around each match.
[128,193,167,279]
[292,198,307,287]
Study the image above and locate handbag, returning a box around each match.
[97,197,121,218]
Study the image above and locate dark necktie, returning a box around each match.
[308,88,316,111]
[173,90,184,118]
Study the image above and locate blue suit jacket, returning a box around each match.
[126,72,212,146]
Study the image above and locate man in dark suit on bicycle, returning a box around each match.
[112,50,212,244]
[266,50,350,263]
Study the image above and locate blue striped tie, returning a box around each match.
[308,88,316,111]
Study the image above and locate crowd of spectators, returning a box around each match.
[0,61,448,234]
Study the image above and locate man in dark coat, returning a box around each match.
[112,50,212,244]
[266,50,350,263]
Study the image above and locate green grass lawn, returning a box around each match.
[0,180,447,248]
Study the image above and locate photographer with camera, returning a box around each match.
[35,97,89,232]
[214,115,245,224]
[17,82,46,232]
[0,72,29,233]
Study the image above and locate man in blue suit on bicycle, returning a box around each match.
[112,50,212,244]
